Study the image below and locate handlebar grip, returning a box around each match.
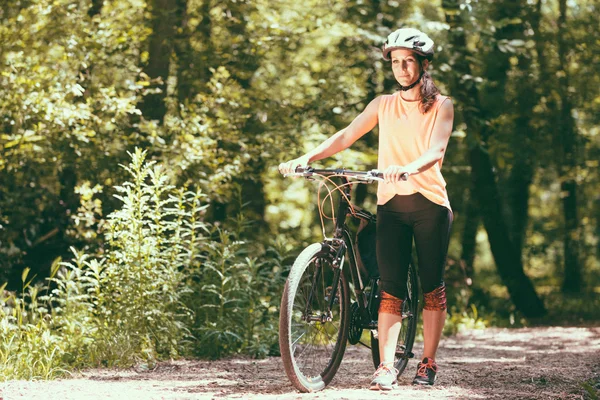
[372,171,409,181]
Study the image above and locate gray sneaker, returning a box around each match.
[369,363,399,390]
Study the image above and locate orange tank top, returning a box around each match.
[377,92,451,211]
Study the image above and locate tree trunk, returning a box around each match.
[507,158,533,255]
[197,0,213,88]
[506,2,539,255]
[557,0,581,293]
[88,0,103,17]
[443,0,546,317]
[174,0,192,103]
[138,0,178,123]
[460,186,479,279]
[479,0,524,137]
[596,195,600,259]
[470,146,545,317]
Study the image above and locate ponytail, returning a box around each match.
[415,54,440,114]
[419,71,440,114]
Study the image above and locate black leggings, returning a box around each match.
[376,193,453,300]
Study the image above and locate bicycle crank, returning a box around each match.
[348,302,363,344]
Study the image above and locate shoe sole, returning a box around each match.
[412,381,434,386]
[369,383,398,391]
[412,377,437,386]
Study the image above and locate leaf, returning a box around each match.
[50,257,62,279]
[21,267,30,283]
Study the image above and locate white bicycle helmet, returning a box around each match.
[382,28,434,61]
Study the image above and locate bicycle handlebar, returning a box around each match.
[284,166,409,182]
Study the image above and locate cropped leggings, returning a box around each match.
[376,193,453,301]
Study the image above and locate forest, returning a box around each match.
[0,0,599,382]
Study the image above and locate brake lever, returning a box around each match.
[364,172,384,182]
[368,169,407,182]
[352,176,376,183]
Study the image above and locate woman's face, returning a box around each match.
[390,49,428,86]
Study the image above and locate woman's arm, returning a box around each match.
[279,97,381,174]
[383,99,454,183]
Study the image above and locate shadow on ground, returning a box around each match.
[2,327,599,399]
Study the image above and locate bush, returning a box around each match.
[0,149,209,378]
[189,211,289,359]
[0,148,293,379]
[81,148,208,366]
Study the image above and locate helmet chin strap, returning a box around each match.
[398,70,424,91]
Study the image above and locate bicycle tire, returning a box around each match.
[279,243,350,392]
[370,262,419,376]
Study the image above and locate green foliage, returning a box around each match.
[443,304,489,336]
[190,216,289,359]
[0,259,93,380]
[0,0,599,380]
[0,0,150,283]
[1,148,293,378]
[542,290,600,325]
[0,149,211,378]
[580,380,599,400]
[83,148,204,366]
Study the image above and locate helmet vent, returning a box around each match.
[382,28,435,61]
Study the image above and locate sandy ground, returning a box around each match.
[1,326,599,400]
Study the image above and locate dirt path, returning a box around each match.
[1,327,599,400]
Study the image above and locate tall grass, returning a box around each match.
[189,211,289,359]
[70,149,204,366]
[0,148,292,380]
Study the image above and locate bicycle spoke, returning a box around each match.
[297,308,337,374]
[292,330,307,346]
[296,324,318,362]
[280,245,349,391]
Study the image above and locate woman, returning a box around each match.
[279,27,454,390]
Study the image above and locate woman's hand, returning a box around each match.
[382,165,409,184]
[278,155,311,175]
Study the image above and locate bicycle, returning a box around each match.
[278,166,419,392]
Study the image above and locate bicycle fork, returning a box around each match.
[303,242,345,323]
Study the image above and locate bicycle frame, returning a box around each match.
[287,166,408,326]
[303,171,380,329]
[279,166,418,393]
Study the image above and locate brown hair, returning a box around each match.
[417,56,440,114]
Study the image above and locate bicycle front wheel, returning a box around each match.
[370,261,419,376]
[279,243,350,392]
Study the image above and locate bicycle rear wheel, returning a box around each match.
[370,262,419,376]
[279,243,350,392]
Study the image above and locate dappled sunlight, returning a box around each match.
[444,356,527,364]
[452,327,600,349]
[0,0,598,397]
[3,327,598,399]
[445,343,528,352]
[444,327,600,358]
